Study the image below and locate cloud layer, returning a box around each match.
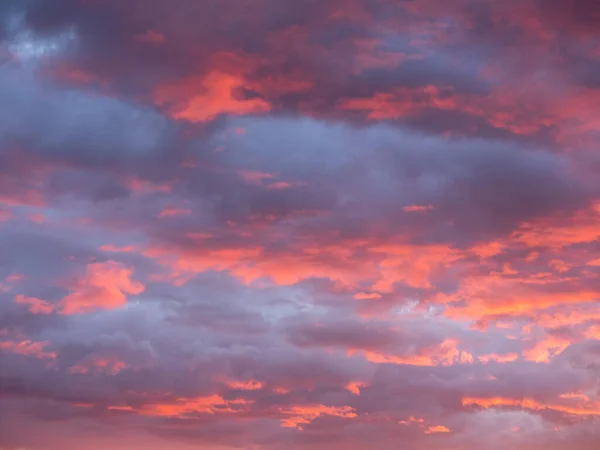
[0,1,599,449]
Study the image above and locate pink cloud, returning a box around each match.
[14,294,56,315]
[60,261,145,314]
[0,340,56,360]
[2,0,600,448]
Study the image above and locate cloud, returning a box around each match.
[1,0,599,449]
[60,261,144,314]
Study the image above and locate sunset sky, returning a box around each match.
[0,1,599,449]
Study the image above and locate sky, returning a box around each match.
[0,0,599,449]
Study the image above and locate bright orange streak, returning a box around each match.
[360,350,435,366]
[280,404,357,430]
[463,397,600,416]
[353,292,382,300]
[425,425,451,434]
[108,395,253,418]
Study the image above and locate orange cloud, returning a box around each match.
[14,294,55,315]
[351,339,474,367]
[522,334,574,363]
[512,203,600,248]
[424,425,451,434]
[353,292,382,300]
[559,393,591,402]
[399,416,425,425]
[358,350,436,366]
[145,242,370,288]
[399,416,451,434]
[439,272,600,320]
[369,244,460,291]
[279,404,357,430]
[339,85,461,121]
[155,72,271,122]
[463,396,600,417]
[585,324,600,340]
[111,394,252,418]
[470,241,506,259]
[0,340,56,360]
[345,381,369,395]
[60,261,145,314]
